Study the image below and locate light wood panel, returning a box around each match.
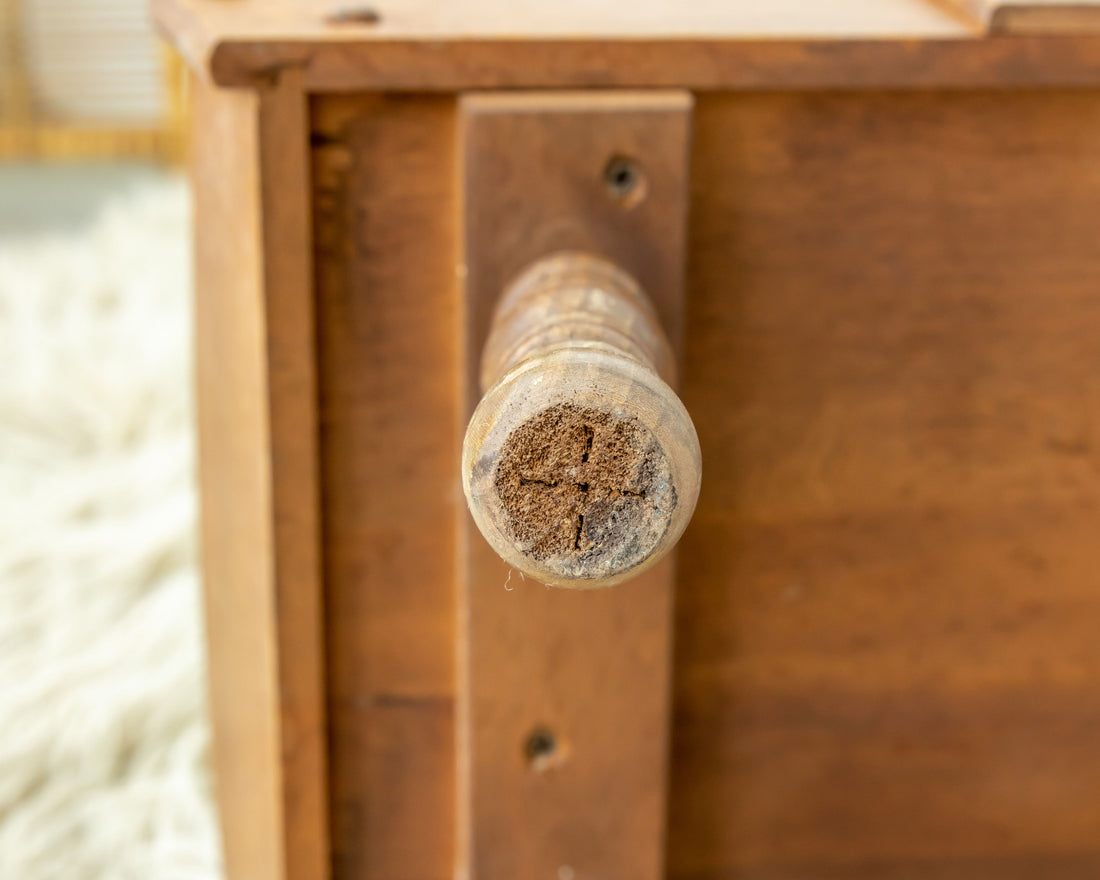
[151,0,1100,92]
[191,69,328,880]
[667,88,1100,879]
[154,0,967,59]
[950,0,1100,32]
[178,9,1100,873]
[256,69,330,880]
[192,72,280,880]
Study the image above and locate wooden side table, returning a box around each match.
[155,2,1100,878]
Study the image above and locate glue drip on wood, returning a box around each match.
[493,402,677,579]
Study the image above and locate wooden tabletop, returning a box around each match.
[153,0,1100,90]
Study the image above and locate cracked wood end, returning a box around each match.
[462,252,701,589]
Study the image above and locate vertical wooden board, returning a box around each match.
[460,91,693,387]
[457,92,691,880]
[667,90,1100,879]
[311,94,459,880]
[191,72,282,880]
[460,552,675,880]
[191,70,328,880]
[257,69,330,880]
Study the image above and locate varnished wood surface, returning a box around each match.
[154,0,966,43]
[191,73,282,880]
[191,70,328,880]
[307,86,1100,880]
[668,89,1100,879]
[255,70,331,880]
[458,92,698,587]
[462,254,699,588]
[152,0,1100,91]
[152,0,969,77]
[456,93,693,880]
[459,91,693,382]
[311,94,458,880]
[950,0,1100,32]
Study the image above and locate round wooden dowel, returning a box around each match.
[462,251,701,589]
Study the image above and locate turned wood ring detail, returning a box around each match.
[462,252,701,589]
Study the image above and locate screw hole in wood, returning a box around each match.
[325,5,381,24]
[524,726,566,773]
[603,155,647,208]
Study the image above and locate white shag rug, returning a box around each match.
[0,179,222,880]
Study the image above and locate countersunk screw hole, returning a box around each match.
[603,155,647,208]
[326,5,381,24]
[524,726,566,773]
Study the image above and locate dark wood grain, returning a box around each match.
[311,93,458,880]
[151,0,1100,92]
[456,92,691,880]
[667,89,1100,879]
[183,7,1100,871]
[307,87,1100,880]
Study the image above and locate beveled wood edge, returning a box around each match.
[256,68,332,880]
[946,0,1100,33]
[191,66,330,880]
[456,88,691,880]
[192,74,282,880]
[153,0,213,85]
[150,0,1100,94]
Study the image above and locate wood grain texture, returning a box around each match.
[151,0,1100,91]
[479,253,678,390]
[949,0,1100,32]
[151,0,965,73]
[191,72,280,880]
[311,93,458,880]
[462,253,700,588]
[667,89,1100,879]
[188,42,1100,880]
[457,91,691,880]
[306,87,1100,880]
[191,69,328,880]
[459,91,693,384]
[256,70,330,880]
[153,0,967,43]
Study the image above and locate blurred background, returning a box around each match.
[0,1,217,877]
